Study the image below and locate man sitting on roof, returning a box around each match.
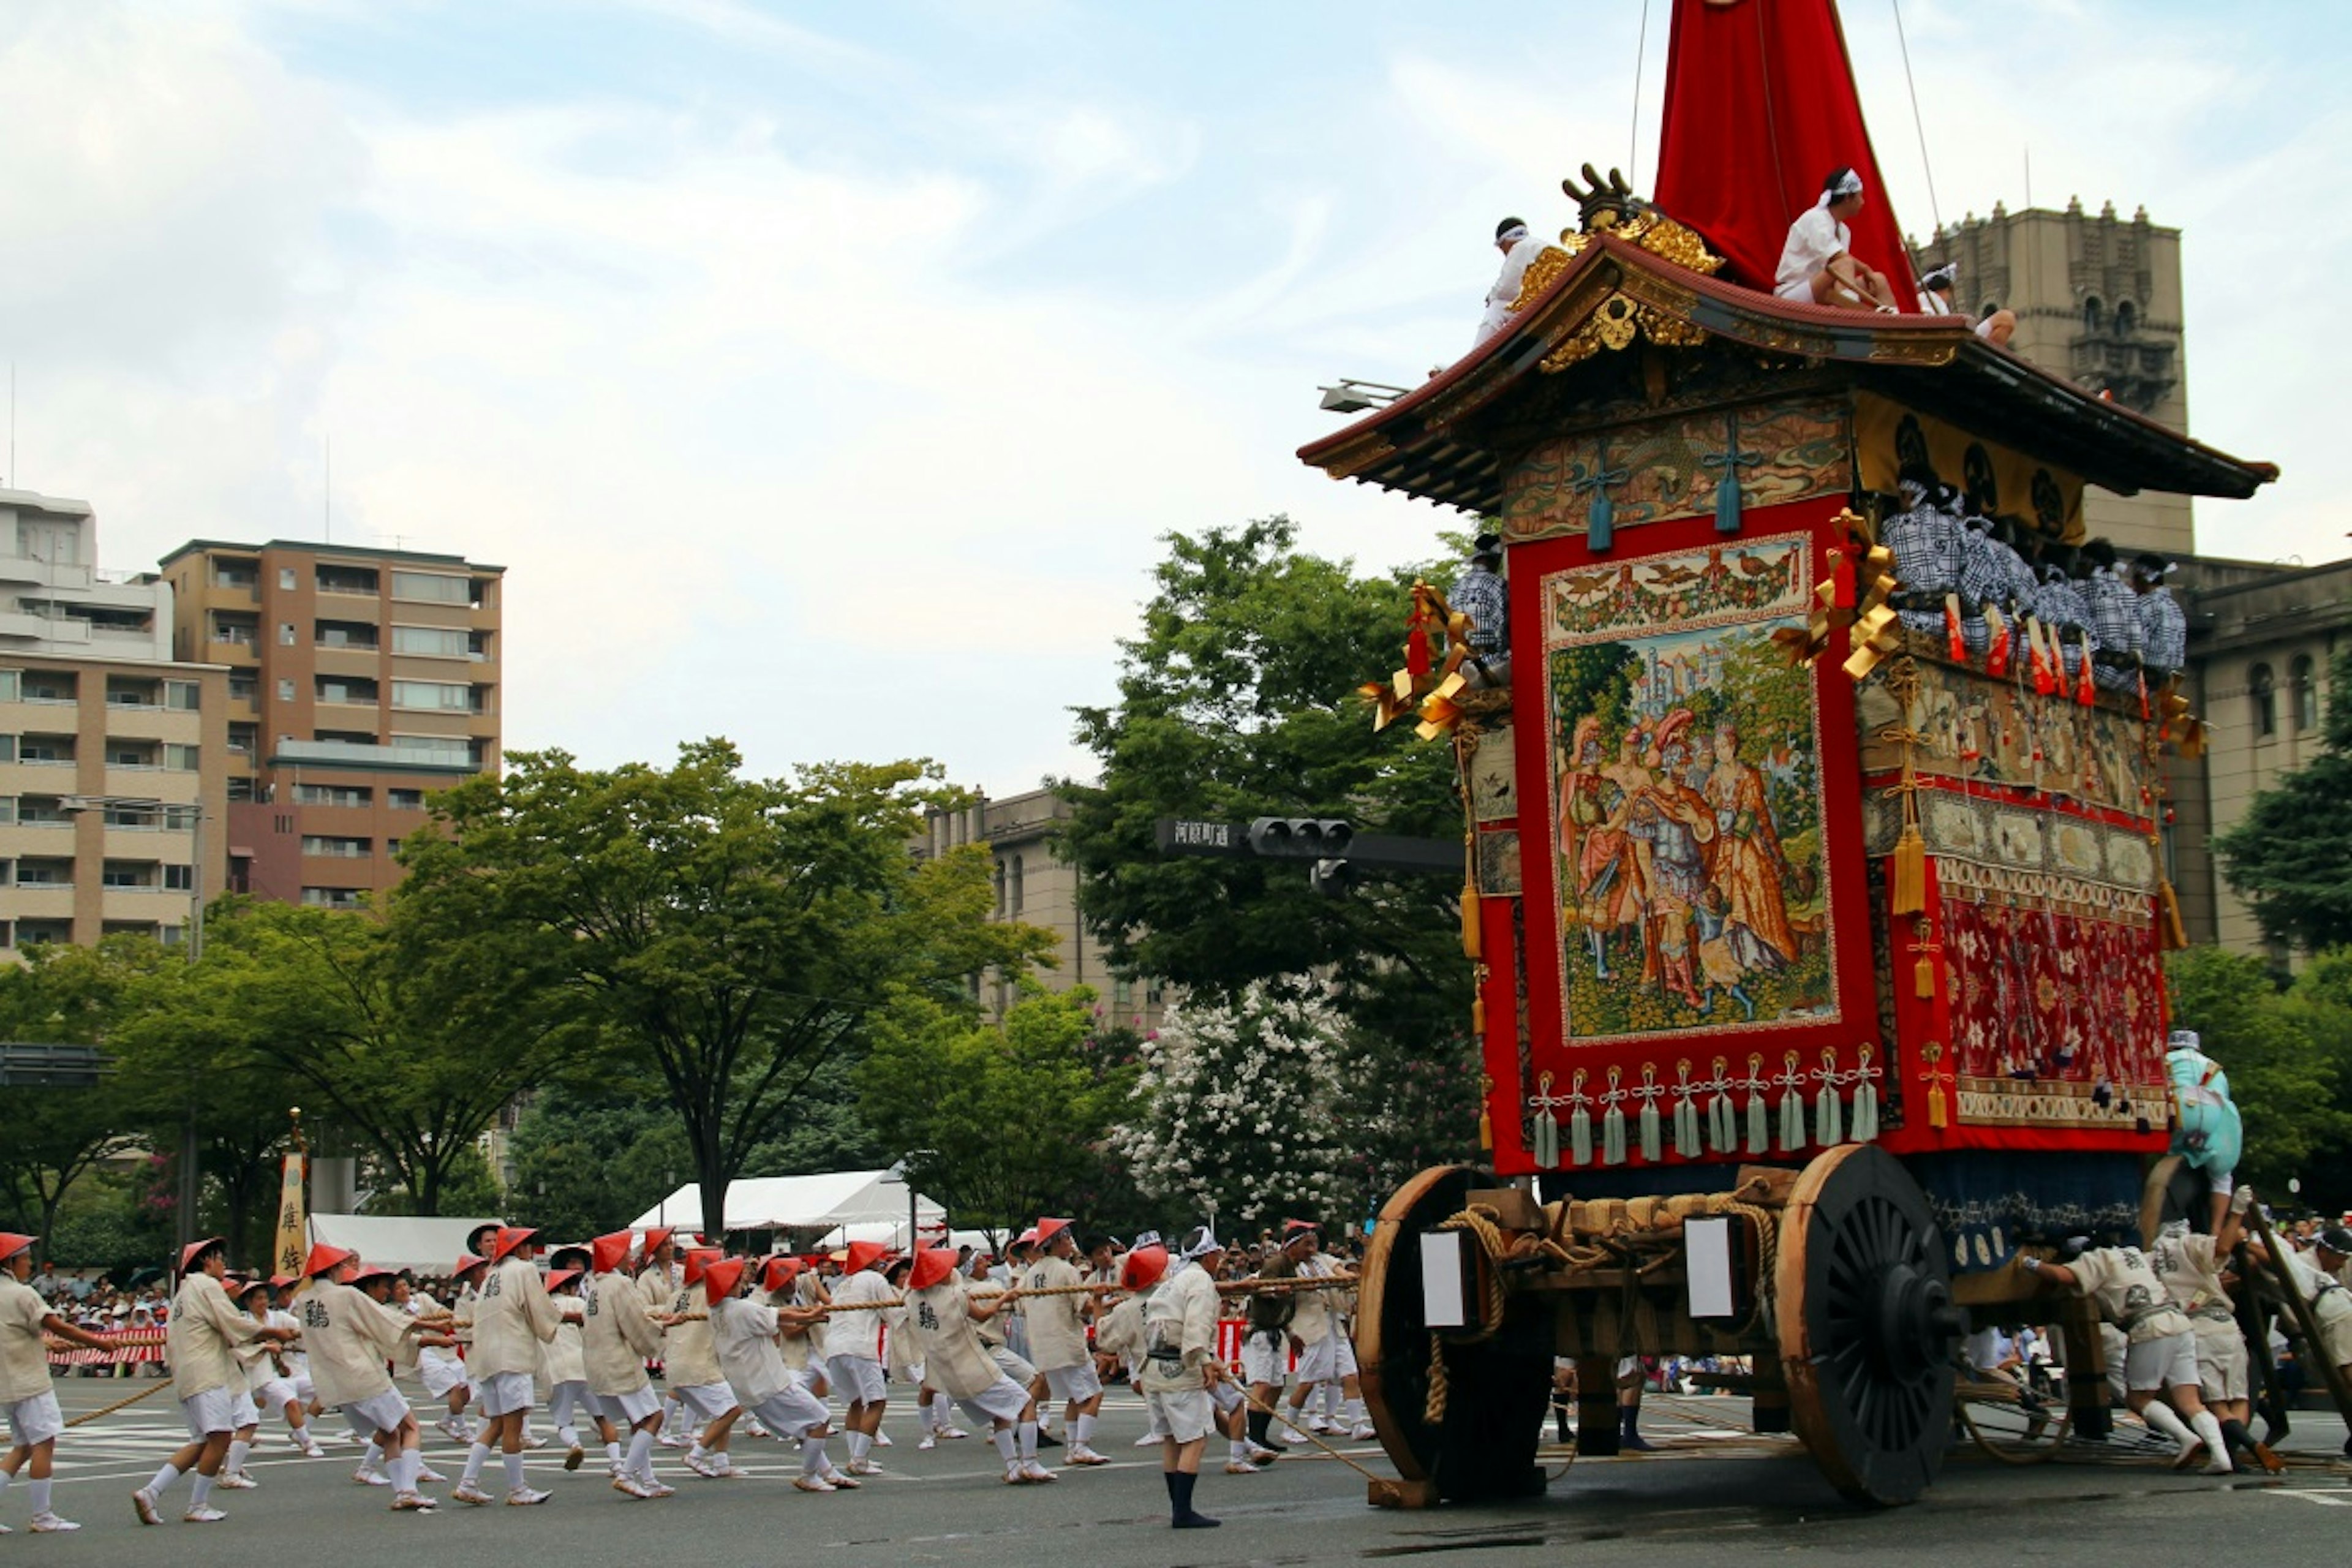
[1775,168,1898,312]
[1476,217,1545,345]
[1916,262,2018,347]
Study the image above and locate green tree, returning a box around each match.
[505,1082,691,1243]
[1060,518,1485,1210]
[2167,944,2352,1195]
[2217,647,2352,955]
[404,741,1052,1239]
[0,942,143,1252]
[861,985,1137,1237]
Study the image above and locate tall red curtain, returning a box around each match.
[1653,0,1915,303]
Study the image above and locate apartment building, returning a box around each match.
[157,540,503,908]
[921,787,1166,1032]
[0,488,229,952]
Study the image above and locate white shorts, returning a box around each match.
[2192,1319,2250,1403]
[745,1382,831,1439]
[952,1375,1031,1428]
[1774,276,1816,302]
[598,1384,662,1426]
[2313,1295,2352,1369]
[339,1389,412,1439]
[826,1354,888,1406]
[1146,1388,1214,1444]
[1294,1335,1341,1385]
[253,1376,299,1414]
[671,1381,739,1421]
[549,1380,603,1420]
[4,1391,64,1448]
[1209,1379,1243,1414]
[1335,1334,1359,1376]
[475,1370,535,1418]
[1041,1362,1102,1404]
[417,1352,470,1399]
[228,1390,260,1430]
[181,1387,237,1438]
[987,1345,1036,1385]
[1240,1332,1288,1387]
[2122,1330,2199,1393]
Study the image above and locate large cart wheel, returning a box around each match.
[1777,1144,1966,1506]
[1357,1164,1553,1504]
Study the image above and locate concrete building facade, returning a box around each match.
[921,788,1164,1032]
[158,540,503,909]
[1918,201,2350,960]
[0,489,229,952]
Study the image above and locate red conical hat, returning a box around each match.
[590,1231,636,1275]
[303,1242,356,1279]
[544,1268,582,1294]
[907,1247,957,1292]
[0,1233,35,1265]
[761,1256,802,1294]
[701,1258,747,1303]
[179,1237,227,1275]
[488,1226,539,1263]
[1034,1218,1074,1248]
[451,1252,488,1280]
[681,1248,724,1289]
[1120,1245,1170,1292]
[843,1240,889,1274]
[639,1227,674,1256]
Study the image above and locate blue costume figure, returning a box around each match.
[2167,1028,2241,1233]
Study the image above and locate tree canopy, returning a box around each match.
[2217,647,2352,956]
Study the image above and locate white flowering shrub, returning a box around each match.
[1109,979,1354,1228]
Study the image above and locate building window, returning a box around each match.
[2250,663,2277,737]
[388,733,473,763]
[0,671,15,703]
[22,674,75,703]
[2082,296,2103,333]
[300,886,368,910]
[292,783,372,808]
[165,679,200,710]
[1009,855,1024,916]
[2114,300,2138,336]
[16,919,70,947]
[316,620,379,650]
[20,734,73,763]
[230,674,257,704]
[316,565,380,596]
[993,858,1007,916]
[318,677,379,705]
[164,864,194,891]
[279,622,297,646]
[391,570,471,605]
[279,567,297,590]
[214,562,257,589]
[0,736,14,763]
[391,624,470,658]
[0,796,13,823]
[165,744,200,771]
[388,788,426,811]
[391,679,473,712]
[15,858,74,888]
[2291,654,2319,732]
[300,835,373,859]
[277,678,296,702]
[102,861,158,889]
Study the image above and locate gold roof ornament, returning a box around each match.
[1510,162,1723,317]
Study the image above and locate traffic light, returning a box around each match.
[1246,818,1355,859]
[1308,858,1357,899]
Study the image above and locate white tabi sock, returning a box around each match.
[1018,1419,1039,1461]
[225,1439,251,1475]
[0,1471,9,1502]
[502,1451,526,1493]
[1340,1398,1366,1425]
[605,1439,624,1467]
[26,1477,51,1514]
[356,1446,382,1477]
[2190,1410,2230,1466]
[556,1424,578,1449]
[1229,1436,1250,1464]
[390,1450,418,1492]
[626,1429,655,1482]
[846,1431,869,1461]
[687,1442,706,1461]
[990,1427,1016,1464]
[1073,1412,1095,1447]
[2140,1400,2195,1447]
[146,1461,182,1496]
[801,1438,827,1476]
[1323,1382,1343,1419]
[189,1472,215,1507]
[460,1440,491,1485]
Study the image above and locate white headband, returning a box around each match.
[1496,223,1529,244]
[1178,1227,1223,1262]
[1817,169,1864,208]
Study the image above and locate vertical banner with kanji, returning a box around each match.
[273,1154,307,1279]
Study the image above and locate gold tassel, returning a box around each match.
[1472,993,1486,1035]
[1460,876,1482,959]
[1915,952,1936,999]
[1477,1072,1494,1152]
[2157,877,2188,951]
[1891,823,1926,914]
[1923,1044,1950,1129]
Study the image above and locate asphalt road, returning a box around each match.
[21,1377,2352,1566]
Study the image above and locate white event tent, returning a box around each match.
[307,1213,503,1273]
[628,1170,945,1251]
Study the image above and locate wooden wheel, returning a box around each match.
[1357,1164,1553,1504]
[1777,1144,1965,1506]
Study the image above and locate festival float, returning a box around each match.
[1297,0,2301,1507]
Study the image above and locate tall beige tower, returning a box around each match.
[1915,199,2189,554]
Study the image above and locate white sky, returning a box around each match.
[1,1,2339,794]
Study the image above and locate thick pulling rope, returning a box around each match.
[64,1378,173,1428]
[1232,1384,1398,1499]
[660,1273,1361,1322]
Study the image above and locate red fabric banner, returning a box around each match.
[1653,0,1915,301]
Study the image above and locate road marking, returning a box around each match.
[2265,1490,2352,1506]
